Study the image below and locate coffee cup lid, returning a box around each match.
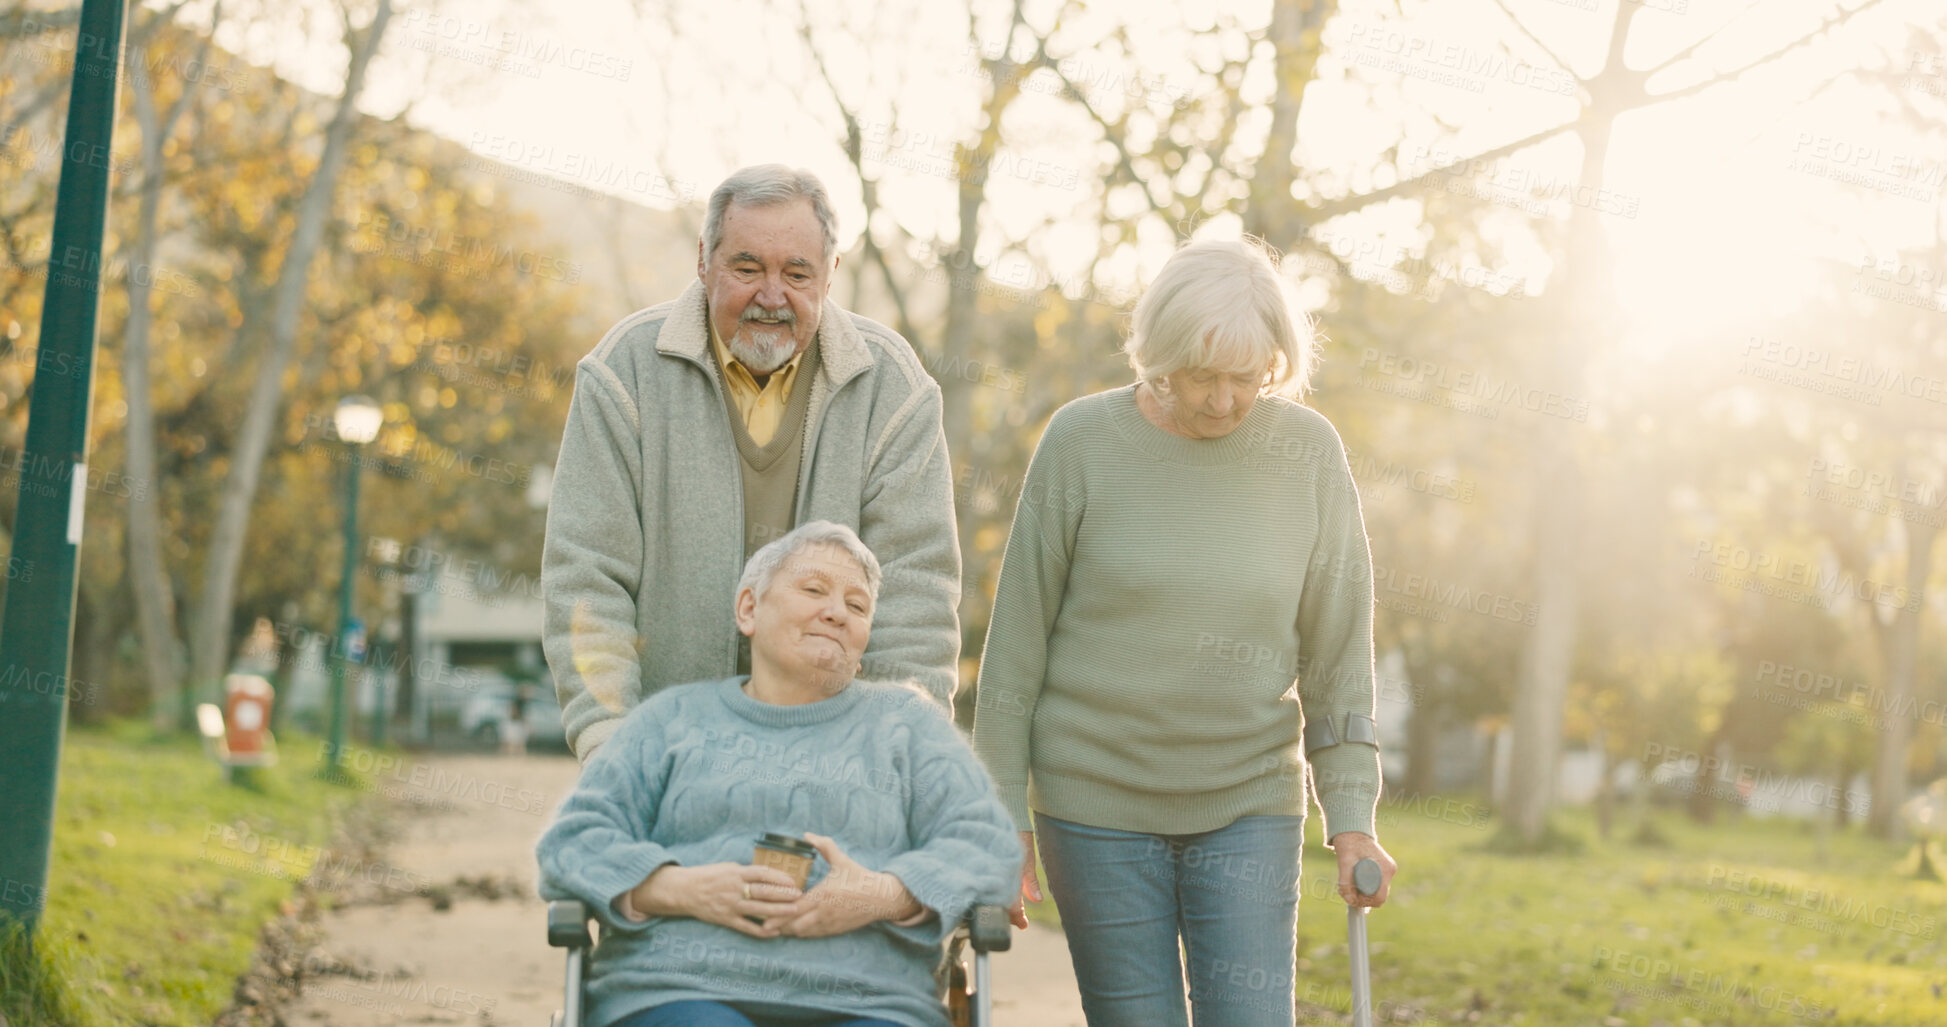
[756,832,817,854]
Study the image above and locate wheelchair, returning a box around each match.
[546,900,1013,1027]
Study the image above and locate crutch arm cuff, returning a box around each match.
[1304,713,1378,757]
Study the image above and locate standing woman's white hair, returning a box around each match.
[1123,237,1318,399]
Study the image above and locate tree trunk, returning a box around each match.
[1868,517,1938,837]
[1244,0,1332,246]
[1594,730,1613,841]
[1504,5,1631,843]
[1508,477,1579,838]
[69,579,120,726]
[1687,727,1726,824]
[1400,647,1439,798]
[124,16,210,730]
[186,0,393,708]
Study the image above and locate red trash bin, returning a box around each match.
[223,673,278,766]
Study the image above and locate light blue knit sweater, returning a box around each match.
[535,677,1021,1027]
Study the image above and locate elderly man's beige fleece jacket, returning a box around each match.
[541,280,961,761]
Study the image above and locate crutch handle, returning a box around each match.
[1353,857,1382,897]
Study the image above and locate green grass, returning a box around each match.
[1,720,368,1027]
[1294,801,1944,1025]
[1022,800,1943,1024]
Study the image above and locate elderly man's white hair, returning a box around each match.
[735,520,883,609]
[702,164,839,264]
[1123,237,1318,399]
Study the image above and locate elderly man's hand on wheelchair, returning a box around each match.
[760,832,927,939]
[628,862,804,938]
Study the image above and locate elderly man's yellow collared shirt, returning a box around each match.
[709,325,806,446]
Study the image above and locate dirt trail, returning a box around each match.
[272,751,1085,1026]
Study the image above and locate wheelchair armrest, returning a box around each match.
[548,899,594,949]
[551,896,1002,953]
[967,904,1010,953]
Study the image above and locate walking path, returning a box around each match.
[277,751,1086,1026]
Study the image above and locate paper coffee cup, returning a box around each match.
[753,832,817,889]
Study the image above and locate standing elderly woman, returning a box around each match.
[973,238,1398,1027]
[538,521,1019,1027]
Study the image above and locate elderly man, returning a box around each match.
[543,164,960,762]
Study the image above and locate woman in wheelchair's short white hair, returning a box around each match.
[537,521,1020,1027]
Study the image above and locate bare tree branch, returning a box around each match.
[1642,0,1774,77]
[1646,0,1887,101]
[1304,120,1576,221]
[1488,0,1575,76]
[793,2,921,345]
[1042,51,1172,221]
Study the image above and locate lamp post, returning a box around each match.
[322,395,381,779]
[0,0,125,941]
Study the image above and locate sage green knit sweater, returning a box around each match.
[972,385,1382,839]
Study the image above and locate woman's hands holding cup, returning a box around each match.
[762,832,924,939]
[630,862,803,938]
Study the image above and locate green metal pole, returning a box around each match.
[322,443,362,777]
[370,638,386,748]
[0,0,128,939]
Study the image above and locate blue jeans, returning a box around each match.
[613,1001,904,1027]
[1036,811,1305,1027]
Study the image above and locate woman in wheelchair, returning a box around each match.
[536,521,1021,1027]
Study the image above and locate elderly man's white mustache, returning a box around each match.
[742,304,794,325]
